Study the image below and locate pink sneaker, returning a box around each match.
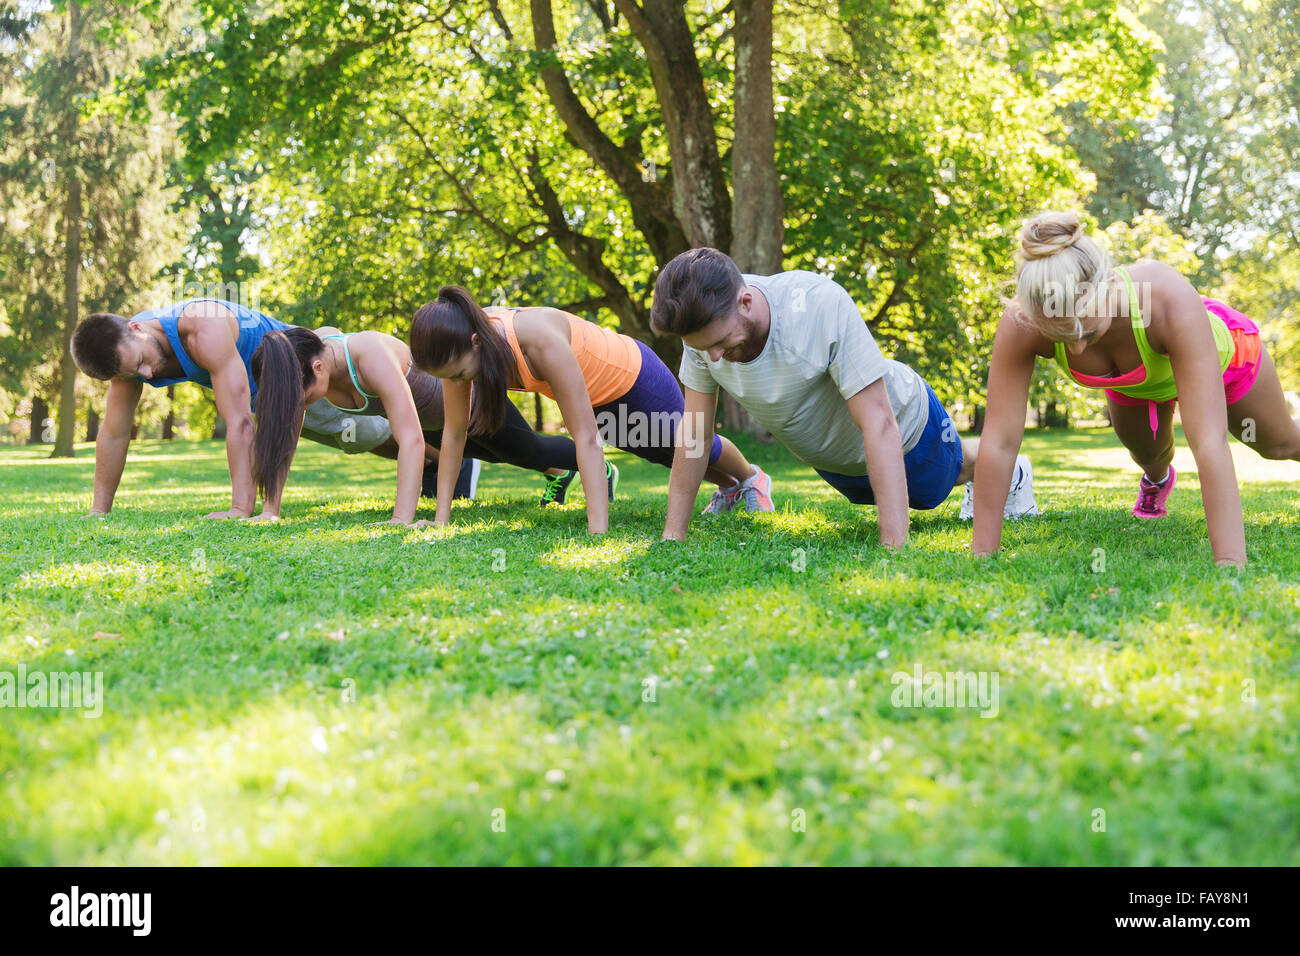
[1133,466,1176,519]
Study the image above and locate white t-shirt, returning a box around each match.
[678,271,931,476]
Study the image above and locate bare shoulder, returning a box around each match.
[178,299,238,329]
[512,307,571,349]
[1132,261,1204,349]
[351,328,407,365]
[1126,258,1188,290]
[178,300,239,357]
[995,302,1053,360]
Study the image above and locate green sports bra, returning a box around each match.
[1052,267,1233,403]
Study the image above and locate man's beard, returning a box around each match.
[725,316,763,363]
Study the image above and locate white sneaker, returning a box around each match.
[960,456,1038,519]
[1004,454,1038,519]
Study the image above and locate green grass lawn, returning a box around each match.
[1,428,1297,865]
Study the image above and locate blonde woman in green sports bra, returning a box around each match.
[974,211,1300,568]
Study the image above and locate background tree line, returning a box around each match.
[2,0,1297,453]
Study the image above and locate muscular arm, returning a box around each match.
[88,378,143,514]
[972,307,1038,556]
[182,303,256,517]
[1153,266,1245,566]
[845,378,909,547]
[662,386,717,541]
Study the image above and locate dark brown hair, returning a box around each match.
[409,285,514,435]
[650,247,745,337]
[250,327,325,502]
[71,313,130,380]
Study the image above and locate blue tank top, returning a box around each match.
[133,299,291,403]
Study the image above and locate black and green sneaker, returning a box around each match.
[606,460,619,501]
[540,469,577,506]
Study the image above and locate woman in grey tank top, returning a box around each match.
[251,326,580,524]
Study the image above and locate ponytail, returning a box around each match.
[250,327,325,502]
[410,285,513,435]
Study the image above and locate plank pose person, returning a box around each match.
[408,286,772,534]
[649,247,1038,544]
[69,298,474,519]
[973,211,1300,567]
[250,325,582,523]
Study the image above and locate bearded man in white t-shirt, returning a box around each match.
[651,247,1037,546]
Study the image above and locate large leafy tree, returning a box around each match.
[0,0,185,455]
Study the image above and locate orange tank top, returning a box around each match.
[486,307,643,407]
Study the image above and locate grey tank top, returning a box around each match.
[322,333,445,430]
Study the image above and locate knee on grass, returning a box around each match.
[1256,437,1300,461]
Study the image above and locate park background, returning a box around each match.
[2,0,1299,442]
[1,1,1299,866]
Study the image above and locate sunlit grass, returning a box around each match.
[0,427,1297,864]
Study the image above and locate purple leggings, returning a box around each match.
[592,340,723,469]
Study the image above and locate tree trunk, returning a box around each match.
[971,404,986,435]
[28,396,49,444]
[533,393,543,432]
[726,0,782,439]
[162,384,176,439]
[731,0,783,274]
[50,1,83,459]
[614,0,733,251]
[86,407,99,442]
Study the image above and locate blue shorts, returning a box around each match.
[815,381,962,510]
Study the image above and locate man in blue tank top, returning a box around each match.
[72,299,277,519]
[70,298,478,519]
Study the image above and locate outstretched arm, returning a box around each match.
[431,380,472,526]
[354,338,426,525]
[88,378,143,515]
[1156,268,1245,566]
[972,308,1037,556]
[183,303,256,518]
[846,378,909,547]
[662,386,717,541]
[528,335,607,534]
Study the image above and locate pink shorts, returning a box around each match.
[1107,301,1262,435]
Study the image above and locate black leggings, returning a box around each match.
[425,401,578,472]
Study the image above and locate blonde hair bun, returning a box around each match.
[1019,211,1085,261]
[1012,210,1112,338]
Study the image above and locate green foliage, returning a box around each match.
[2,431,1297,863]
[146,0,1161,407]
[0,1,189,430]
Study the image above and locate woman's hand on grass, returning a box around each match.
[245,512,280,523]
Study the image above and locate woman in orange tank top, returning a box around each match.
[409,286,769,534]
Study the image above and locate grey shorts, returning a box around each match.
[299,399,392,454]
